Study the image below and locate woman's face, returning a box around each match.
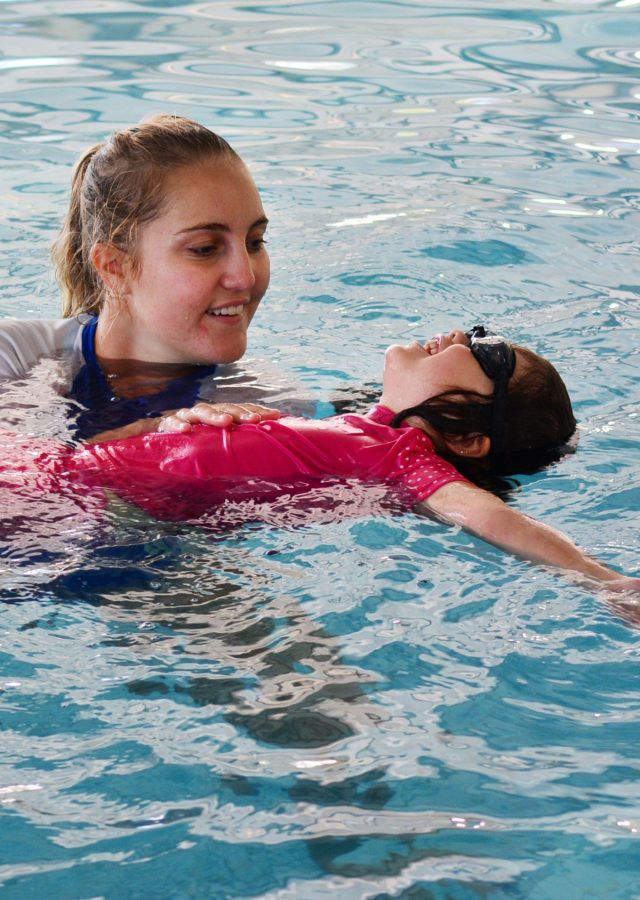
[110,157,270,365]
[380,329,495,413]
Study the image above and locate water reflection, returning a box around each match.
[1,0,640,896]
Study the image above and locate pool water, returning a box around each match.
[1,1,640,897]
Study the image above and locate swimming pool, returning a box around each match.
[1,1,639,897]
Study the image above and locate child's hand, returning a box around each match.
[601,575,640,594]
[600,579,640,628]
[158,402,282,433]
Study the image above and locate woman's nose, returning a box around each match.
[449,330,469,346]
[221,245,256,291]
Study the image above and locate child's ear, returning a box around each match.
[443,433,491,459]
[90,242,129,292]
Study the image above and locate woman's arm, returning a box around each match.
[0,318,82,379]
[86,402,282,443]
[419,481,639,592]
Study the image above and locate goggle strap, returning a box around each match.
[489,372,510,458]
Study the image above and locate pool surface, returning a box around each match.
[1,1,639,897]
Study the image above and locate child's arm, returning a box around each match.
[419,481,639,592]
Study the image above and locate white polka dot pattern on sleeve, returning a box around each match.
[390,429,469,501]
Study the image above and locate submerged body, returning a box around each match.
[0,315,303,440]
[1,319,636,598]
[62,405,467,518]
[0,316,217,438]
[1,400,637,598]
[0,409,463,554]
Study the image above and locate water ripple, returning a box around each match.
[2,1,640,897]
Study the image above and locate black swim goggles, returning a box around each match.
[465,324,516,457]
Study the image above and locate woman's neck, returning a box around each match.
[94,308,203,398]
[95,355,203,399]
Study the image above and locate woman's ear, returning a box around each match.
[90,243,129,292]
[443,432,491,459]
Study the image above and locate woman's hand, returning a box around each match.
[157,402,282,433]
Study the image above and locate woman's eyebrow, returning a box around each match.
[177,216,269,235]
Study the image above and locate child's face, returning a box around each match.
[117,157,270,365]
[380,329,495,413]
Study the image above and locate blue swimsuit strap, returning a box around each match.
[81,315,100,367]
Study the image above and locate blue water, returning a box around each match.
[1,1,640,897]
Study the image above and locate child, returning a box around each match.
[42,325,637,594]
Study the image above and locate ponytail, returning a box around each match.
[52,145,104,316]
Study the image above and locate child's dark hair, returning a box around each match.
[391,346,577,476]
[52,114,240,317]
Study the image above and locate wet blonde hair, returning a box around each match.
[52,114,240,316]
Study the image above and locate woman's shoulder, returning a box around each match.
[0,316,88,378]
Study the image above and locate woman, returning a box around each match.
[0,114,282,437]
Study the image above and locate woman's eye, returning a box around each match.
[248,236,267,253]
[190,244,217,257]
